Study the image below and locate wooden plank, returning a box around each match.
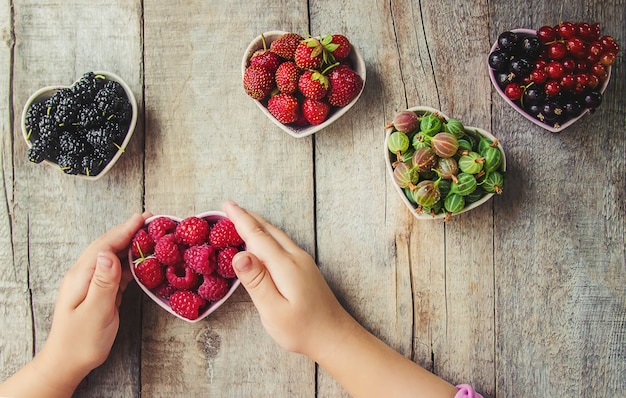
[6,1,144,396]
[0,0,35,384]
[489,1,626,397]
[142,1,316,396]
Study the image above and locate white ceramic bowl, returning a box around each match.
[488,28,611,133]
[385,106,507,220]
[129,211,242,323]
[21,70,138,180]
[242,30,366,138]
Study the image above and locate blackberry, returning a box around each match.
[103,119,127,144]
[104,80,126,98]
[36,114,59,144]
[94,88,118,114]
[81,154,105,176]
[71,72,106,104]
[27,141,47,164]
[94,144,118,164]
[85,127,114,148]
[78,105,104,129]
[25,101,46,132]
[57,153,81,175]
[59,131,91,158]
[53,95,81,126]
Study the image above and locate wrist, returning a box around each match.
[34,345,88,396]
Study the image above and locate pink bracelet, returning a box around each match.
[455,384,484,398]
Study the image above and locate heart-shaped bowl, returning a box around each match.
[128,211,242,323]
[242,30,366,138]
[488,28,611,133]
[21,70,138,180]
[385,106,507,220]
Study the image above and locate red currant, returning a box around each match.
[590,63,608,79]
[587,74,600,89]
[556,21,577,39]
[504,83,524,101]
[562,58,577,73]
[548,42,568,59]
[599,52,616,66]
[560,74,576,91]
[537,25,556,43]
[546,61,565,79]
[566,37,588,59]
[576,60,590,72]
[530,68,548,85]
[600,35,620,53]
[590,23,602,41]
[575,73,590,93]
[589,41,605,57]
[545,80,562,96]
[576,22,594,41]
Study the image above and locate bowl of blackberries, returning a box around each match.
[22,71,137,180]
[488,22,619,132]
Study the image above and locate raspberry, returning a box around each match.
[134,257,164,289]
[166,265,200,290]
[169,290,205,320]
[198,274,230,302]
[154,281,178,299]
[209,218,243,249]
[184,244,216,275]
[131,228,155,259]
[154,234,182,266]
[175,216,210,246]
[148,217,177,241]
[217,247,239,279]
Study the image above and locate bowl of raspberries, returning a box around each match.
[129,211,244,322]
[21,71,137,180]
[242,31,366,138]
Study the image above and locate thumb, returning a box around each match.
[85,251,122,308]
[233,251,284,308]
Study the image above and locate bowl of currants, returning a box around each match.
[488,22,619,132]
[385,106,506,221]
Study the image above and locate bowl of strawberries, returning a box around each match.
[242,31,366,138]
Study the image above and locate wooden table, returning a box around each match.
[1,1,624,397]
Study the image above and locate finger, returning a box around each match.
[222,201,300,256]
[77,213,149,266]
[83,251,122,311]
[232,251,285,309]
[56,264,97,310]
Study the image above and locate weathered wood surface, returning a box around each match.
[0,1,624,397]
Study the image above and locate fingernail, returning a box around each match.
[97,253,113,269]
[233,253,252,272]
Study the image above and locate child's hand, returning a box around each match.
[222,201,357,360]
[0,212,150,398]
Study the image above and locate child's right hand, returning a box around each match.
[222,200,357,360]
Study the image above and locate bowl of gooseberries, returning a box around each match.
[385,106,506,220]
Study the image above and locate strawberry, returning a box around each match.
[298,70,329,100]
[249,34,282,74]
[209,218,244,249]
[166,264,200,290]
[198,274,230,302]
[184,244,216,275]
[148,217,177,241]
[154,234,182,266]
[217,247,239,278]
[329,34,351,60]
[250,49,282,74]
[243,65,275,100]
[302,98,330,125]
[267,93,301,124]
[275,61,301,94]
[169,290,205,320]
[270,32,303,60]
[294,38,324,69]
[131,228,155,258]
[134,257,165,289]
[327,65,363,107]
[175,216,210,246]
